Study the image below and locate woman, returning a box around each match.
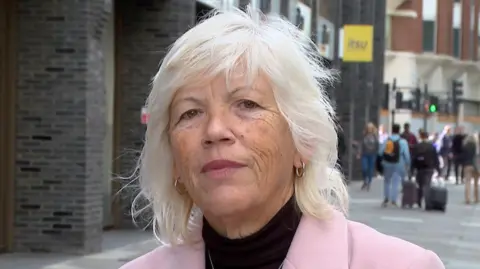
[121,7,443,269]
[462,133,479,204]
[360,123,379,191]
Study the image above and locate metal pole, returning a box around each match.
[423,83,429,131]
[346,0,360,183]
[364,0,375,126]
[389,78,397,134]
[332,0,343,69]
[365,82,371,125]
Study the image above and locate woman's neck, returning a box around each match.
[203,188,293,239]
[202,195,301,269]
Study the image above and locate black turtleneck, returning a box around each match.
[202,196,301,269]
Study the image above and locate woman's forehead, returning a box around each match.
[175,72,270,96]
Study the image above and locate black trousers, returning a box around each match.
[442,154,452,178]
[453,155,464,183]
[416,169,433,206]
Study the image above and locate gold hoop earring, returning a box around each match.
[295,162,306,178]
[174,178,187,195]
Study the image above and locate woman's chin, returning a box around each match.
[201,188,255,217]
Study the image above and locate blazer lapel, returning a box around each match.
[284,210,350,269]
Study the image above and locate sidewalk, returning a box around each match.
[0,230,158,269]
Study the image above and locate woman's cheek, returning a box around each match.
[234,108,266,121]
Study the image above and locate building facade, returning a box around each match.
[0,0,329,255]
[383,0,480,132]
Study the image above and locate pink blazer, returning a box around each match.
[120,210,444,269]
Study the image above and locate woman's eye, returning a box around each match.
[239,100,260,110]
[179,109,200,121]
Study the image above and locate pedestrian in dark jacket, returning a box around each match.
[462,134,479,204]
[401,123,418,178]
[412,130,440,208]
[438,126,453,178]
[451,126,466,184]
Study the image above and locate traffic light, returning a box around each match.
[452,80,463,113]
[428,96,439,113]
[413,87,421,111]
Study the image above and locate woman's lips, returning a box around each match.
[201,159,247,178]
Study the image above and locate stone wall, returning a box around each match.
[14,0,111,254]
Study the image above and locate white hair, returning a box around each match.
[132,6,349,246]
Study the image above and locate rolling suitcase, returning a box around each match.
[401,180,418,208]
[425,179,448,212]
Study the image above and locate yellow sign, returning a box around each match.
[342,25,373,62]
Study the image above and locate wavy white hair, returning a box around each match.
[132,7,349,246]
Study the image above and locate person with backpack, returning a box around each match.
[378,124,411,207]
[412,130,441,208]
[360,123,379,191]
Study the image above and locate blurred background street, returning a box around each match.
[2,0,480,268]
[349,178,480,269]
[2,178,480,269]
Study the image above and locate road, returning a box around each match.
[2,178,480,269]
[349,177,480,269]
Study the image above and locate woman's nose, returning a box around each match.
[202,112,235,147]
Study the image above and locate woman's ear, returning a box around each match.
[172,161,181,183]
[293,151,304,168]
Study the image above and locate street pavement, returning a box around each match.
[349,177,480,269]
[2,177,480,269]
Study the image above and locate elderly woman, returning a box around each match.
[121,7,443,269]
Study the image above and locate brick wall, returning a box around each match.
[460,0,480,60]
[115,0,195,228]
[437,0,454,55]
[474,0,479,61]
[391,0,422,53]
[14,0,111,254]
[461,0,471,60]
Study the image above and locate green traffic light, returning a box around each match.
[429,104,437,113]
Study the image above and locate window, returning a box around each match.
[452,0,462,57]
[280,0,289,17]
[423,21,435,52]
[422,0,437,52]
[385,16,391,50]
[453,28,461,57]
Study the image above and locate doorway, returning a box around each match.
[0,0,15,253]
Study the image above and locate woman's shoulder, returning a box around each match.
[347,220,444,268]
[119,245,170,269]
[119,243,200,269]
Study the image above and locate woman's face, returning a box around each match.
[168,72,301,220]
[367,125,374,133]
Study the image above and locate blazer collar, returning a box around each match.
[172,210,350,269]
